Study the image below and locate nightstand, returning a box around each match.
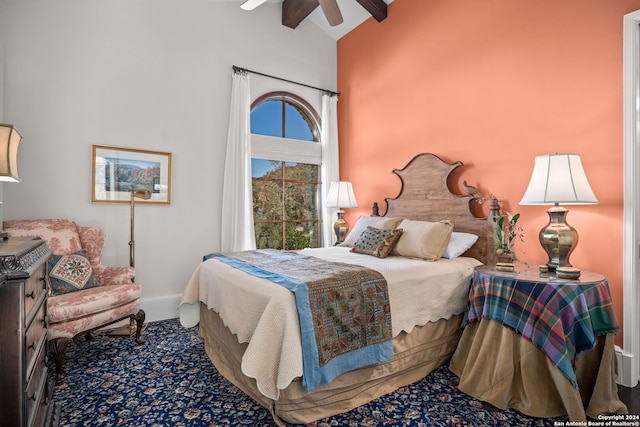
[450,263,628,422]
[0,237,60,427]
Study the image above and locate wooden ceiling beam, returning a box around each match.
[354,0,387,22]
[282,0,320,29]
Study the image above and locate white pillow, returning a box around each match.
[391,219,453,261]
[442,232,479,259]
[339,216,403,247]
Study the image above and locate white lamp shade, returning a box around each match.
[519,153,598,205]
[326,181,358,208]
[0,124,22,183]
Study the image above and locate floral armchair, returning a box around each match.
[3,219,145,383]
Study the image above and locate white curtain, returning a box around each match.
[321,93,340,246]
[220,70,256,252]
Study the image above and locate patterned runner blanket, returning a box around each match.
[463,270,619,388]
[204,249,393,393]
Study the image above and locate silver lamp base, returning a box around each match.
[540,205,578,271]
[333,210,349,245]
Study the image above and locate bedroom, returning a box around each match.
[0,0,638,423]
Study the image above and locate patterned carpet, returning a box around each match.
[52,318,567,426]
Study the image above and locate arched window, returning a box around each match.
[250,92,322,250]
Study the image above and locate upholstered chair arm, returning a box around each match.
[76,225,135,286]
[97,265,135,286]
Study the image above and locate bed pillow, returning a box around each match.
[391,219,454,261]
[339,216,403,247]
[351,226,403,258]
[47,249,101,296]
[442,232,479,259]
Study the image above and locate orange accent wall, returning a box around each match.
[337,0,640,345]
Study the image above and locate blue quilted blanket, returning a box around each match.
[204,249,393,393]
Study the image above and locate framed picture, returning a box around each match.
[91,145,172,204]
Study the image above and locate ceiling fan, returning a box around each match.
[241,0,387,30]
[241,0,344,26]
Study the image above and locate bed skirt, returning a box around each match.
[449,319,628,421]
[199,302,463,425]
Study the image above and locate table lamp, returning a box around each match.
[326,181,358,244]
[519,153,598,270]
[0,124,22,183]
[0,124,22,239]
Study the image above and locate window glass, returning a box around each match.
[285,103,314,141]
[250,93,321,249]
[251,100,283,138]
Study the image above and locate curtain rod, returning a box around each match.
[233,65,340,97]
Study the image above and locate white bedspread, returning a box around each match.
[179,247,480,400]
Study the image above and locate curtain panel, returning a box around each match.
[221,70,256,252]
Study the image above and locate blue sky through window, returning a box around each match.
[251,99,314,141]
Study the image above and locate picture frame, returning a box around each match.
[91,145,172,204]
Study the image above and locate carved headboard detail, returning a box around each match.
[379,153,499,264]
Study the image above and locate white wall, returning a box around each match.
[1,0,336,321]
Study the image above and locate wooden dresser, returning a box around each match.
[0,237,60,427]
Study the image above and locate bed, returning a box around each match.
[179,153,500,425]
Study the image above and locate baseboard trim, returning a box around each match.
[140,294,182,323]
[615,345,638,387]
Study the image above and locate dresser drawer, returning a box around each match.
[23,263,47,321]
[25,301,47,380]
[0,238,56,427]
[25,343,48,427]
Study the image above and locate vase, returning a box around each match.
[497,252,515,263]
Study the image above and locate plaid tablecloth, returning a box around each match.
[462,266,619,388]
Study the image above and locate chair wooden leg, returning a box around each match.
[48,338,71,385]
[132,309,146,345]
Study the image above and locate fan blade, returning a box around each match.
[240,0,269,11]
[318,0,343,26]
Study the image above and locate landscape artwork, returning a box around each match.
[104,157,159,194]
[91,145,172,204]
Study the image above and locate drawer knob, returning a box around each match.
[26,291,36,299]
[29,392,38,401]
[28,342,36,351]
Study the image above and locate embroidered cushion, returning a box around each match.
[339,216,403,247]
[47,250,101,296]
[351,226,403,258]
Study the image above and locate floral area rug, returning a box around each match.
[52,318,567,426]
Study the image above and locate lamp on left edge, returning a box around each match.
[0,124,23,240]
[0,124,22,183]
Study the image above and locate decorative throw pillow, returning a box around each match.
[47,250,100,296]
[351,226,403,258]
[442,232,479,259]
[339,216,403,247]
[391,219,454,261]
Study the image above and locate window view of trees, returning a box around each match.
[252,159,320,249]
[250,93,322,250]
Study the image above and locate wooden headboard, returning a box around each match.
[379,153,499,265]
